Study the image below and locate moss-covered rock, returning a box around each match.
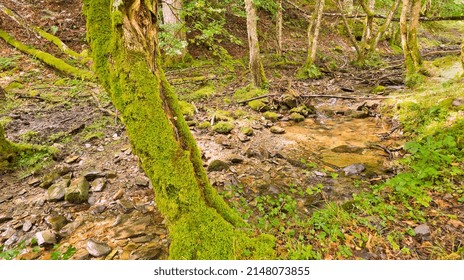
[371,85,386,94]
[233,85,267,101]
[179,101,195,119]
[207,159,229,172]
[290,105,316,117]
[290,112,305,122]
[248,100,269,112]
[240,126,254,136]
[198,121,211,130]
[212,121,234,134]
[263,111,279,122]
[65,177,89,204]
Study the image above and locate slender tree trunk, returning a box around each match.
[245,0,267,88]
[400,0,423,79]
[360,0,375,53]
[335,0,361,58]
[307,0,325,65]
[461,37,464,74]
[276,0,283,56]
[161,0,186,61]
[371,0,401,50]
[84,0,273,259]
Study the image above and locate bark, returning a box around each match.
[335,0,361,58]
[276,0,283,56]
[400,0,423,77]
[245,0,267,88]
[307,0,325,65]
[0,124,17,168]
[359,0,375,51]
[371,0,401,50]
[161,0,187,60]
[83,0,274,259]
[461,38,464,73]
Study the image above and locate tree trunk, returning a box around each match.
[360,0,375,53]
[400,0,423,80]
[161,0,187,61]
[371,0,401,51]
[276,0,283,56]
[0,124,17,168]
[245,0,267,88]
[461,37,464,74]
[307,0,325,65]
[83,0,274,259]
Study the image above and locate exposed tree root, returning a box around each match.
[0,29,94,80]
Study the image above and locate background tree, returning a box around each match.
[83,0,274,259]
[245,0,268,88]
[276,0,283,56]
[160,0,187,62]
[400,0,423,85]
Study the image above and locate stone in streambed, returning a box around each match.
[65,177,89,204]
[86,239,112,257]
[342,163,365,176]
[47,179,70,201]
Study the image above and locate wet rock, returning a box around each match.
[35,230,57,246]
[414,224,430,236]
[207,159,229,172]
[83,170,106,181]
[135,176,150,188]
[331,145,364,154]
[270,126,285,134]
[86,239,112,257]
[65,177,90,204]
[45,215,68,231]
[90,178,106,192]
[22,220,33,232]
[47,179,70,201]
[342,163,366,176]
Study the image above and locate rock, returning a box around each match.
[59,219,83,237]
[64,155,80,164]
[27,177,41,187]
[240,127,254,136]
[281,94,297,109]
[314,171,327,177]
[331,145,364,154]
[452,98,463,107]
[270,126,285,134]
[290,112,305,122]
[65,177,90,204]
[212,121,234,134]
[248,100,270,112]
[207,160,229,172]
[414,224,430,236]
[35,230,57,246]
[350,111,369,119]
[105,171,118,179]
[238,134,250,142]
[117,199,134,213]
[86,239,112,257]
[45,215,68,231]
[83,170,106,181]
[263,111,279,122]
[135,176,150,187]
[22,220,33,232]
[112,189,124,200]
[2,227,15,239]
[71,249,90,260]
[47,179,70,201]
[91,178,106,192]
[39,172,60,189]
[342,163,366,176]
[91,205,107,214]
[0,194,13,204]
[0,215,13,224]
[290,105,316,117]
[227,155,244,164]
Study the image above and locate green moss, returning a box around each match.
[184,85,215,101]
[290,112,305,122]
[198,121,211,130]
[248,100,269,112]
[233,85,267,101]
[212,121,234,134]
[290,105,315,117]
[296,64,322,80]
[263,111,279,122]
[213,110,234,121]
[240,126,254,136]
[54,78,67,86]
[179,101,195,118]
[371,85,386,94]
[6,81,24,90]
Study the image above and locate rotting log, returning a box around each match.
[83,0,274,259]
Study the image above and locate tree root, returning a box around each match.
[0,29,94,81]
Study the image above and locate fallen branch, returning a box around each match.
[0,3,91,63]
[322,12,464,22]
[0,29,94,80]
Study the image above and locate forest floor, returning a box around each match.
[0,0,463,260]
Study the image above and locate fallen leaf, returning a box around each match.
[448,219,463,228]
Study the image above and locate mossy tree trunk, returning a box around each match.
[276,0,283,56]
[0,124,17,167]
[400,0,423,80]
[245,0,268,88]
[83,0,275,259]
[461,37,464,74]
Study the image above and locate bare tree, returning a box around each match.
[245,0,268,88]
[276,0,283,56]
[400,0,423,83]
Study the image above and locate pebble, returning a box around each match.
[22,220,33,232]
[135,176,150,188]
[91,178,106,192]
[342,163,366,176]
[414,224,431,236]
[270,126,285,134]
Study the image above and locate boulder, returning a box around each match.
[65,177,90,204]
